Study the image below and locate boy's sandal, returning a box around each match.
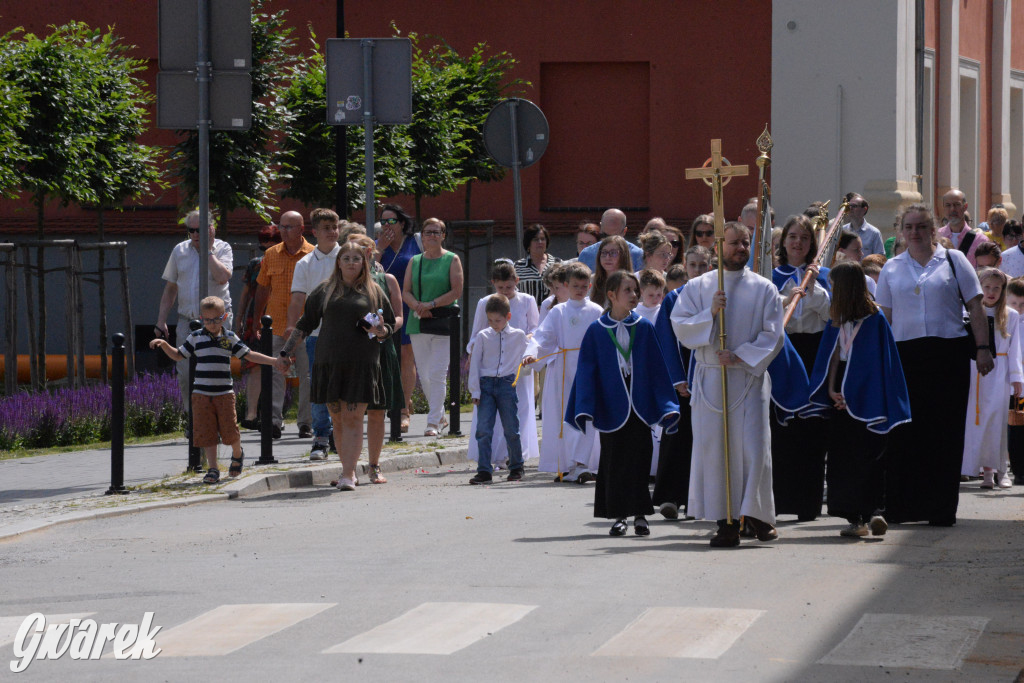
[228,452,244,477]
[368,464,387,484]
[202,468,220,485]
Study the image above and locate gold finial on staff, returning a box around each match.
[753,125,773,276]
[685,139,749,525]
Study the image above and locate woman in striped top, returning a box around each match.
[514,223,561,307]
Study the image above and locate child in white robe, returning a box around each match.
[635,269,666,475]
[466,260,540,468]
[524,262,602,482]
[538,263,569,327]
[962,267,1022,488]
[1005,277,1024,486]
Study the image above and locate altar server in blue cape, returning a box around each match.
[651,285,695,520]
[770,215,832,522]
[566,271,680,538]
[671,223,785,548]
[803,261,910,539]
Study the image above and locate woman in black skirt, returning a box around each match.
[875,203,993,526]
[771,215,832,521]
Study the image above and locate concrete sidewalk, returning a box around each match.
[0,412,479,541]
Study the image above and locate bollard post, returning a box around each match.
[105,333,129,495]
[255,315,278,465]
[186,319,203,472]
[388,333,403,443]
[448,310,462,436]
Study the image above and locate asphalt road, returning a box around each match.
[1,465,1022,682]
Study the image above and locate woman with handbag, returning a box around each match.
[875,203,994,526]
[403,218,465,436]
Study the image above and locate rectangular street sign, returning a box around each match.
[156,71,252,130]
[159,0,252,71]
[325,38,412,125]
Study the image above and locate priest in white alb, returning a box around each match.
[671,222,785,547]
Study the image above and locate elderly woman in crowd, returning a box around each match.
[515,223,561,307]
[875,203,993,526]
[403,218,464,437]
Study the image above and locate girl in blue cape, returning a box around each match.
[566,271,680,537]
[804,261,911,539]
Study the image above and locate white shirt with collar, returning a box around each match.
[468,324,529,399]
[162,238,233,319]
[875,245,983,342]
[291,243,342,336]
[841,220,885,256]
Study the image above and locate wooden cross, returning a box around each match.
[685,139,750,238]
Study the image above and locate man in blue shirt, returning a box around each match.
[841,193,885,257]
[578,208,644,271]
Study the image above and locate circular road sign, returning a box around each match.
[482,98,549,168]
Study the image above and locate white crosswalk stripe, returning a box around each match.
[0,613,95,647]
[153,603,335,657]
[592,606,765,659]
[324,602,537,655]
[818,613,989,670]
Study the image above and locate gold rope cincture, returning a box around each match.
[976,353,1008,426]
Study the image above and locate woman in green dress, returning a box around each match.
[402,218,464,436]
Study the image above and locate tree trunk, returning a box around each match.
[415,193,422,222]
[464,180,473,221]
[35,200,46,387]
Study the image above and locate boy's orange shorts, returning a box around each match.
[191,393,240,448]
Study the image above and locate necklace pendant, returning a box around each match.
[914,285,921,295]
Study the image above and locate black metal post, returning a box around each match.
[255,315,278,465]
[448,311,462,436]
[105,333,129,495]
[388,333,403,443]
[186,319,203,472]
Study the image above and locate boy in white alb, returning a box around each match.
[466,260,540,468]
[468,295,529,484]
[524,262,603,482]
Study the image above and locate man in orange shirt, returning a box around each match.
[255,211,314,438]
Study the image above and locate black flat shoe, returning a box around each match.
[576,472,595,484]
[634,520,650,536]
[609,519,628,536]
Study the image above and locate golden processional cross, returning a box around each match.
[685,139,748,525]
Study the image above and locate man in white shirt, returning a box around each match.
[288,208,341,458]
[937,188,989,267]
[841,193,885,257]
[155,210,234,403]
[577,208,645,272]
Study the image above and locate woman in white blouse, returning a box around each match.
[771,215,832,522]
[875,203,994,526]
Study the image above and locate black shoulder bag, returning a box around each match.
[945,251,977,360]
[416,256,459,335]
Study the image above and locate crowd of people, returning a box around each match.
[154,187,1021,547]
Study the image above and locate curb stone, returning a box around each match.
[0,444,470,542]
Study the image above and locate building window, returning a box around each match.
[1010,71,1024,220]
[921,50,936,209]
[958,58,980,214]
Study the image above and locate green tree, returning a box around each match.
[1,23,105,236]
[434,41,525,220]
[276,30,411,215]
[0,35,32,198]
[171,0,295,229]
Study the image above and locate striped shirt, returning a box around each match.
[177,329,250,396]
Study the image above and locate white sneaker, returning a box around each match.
[998,472,1013,488]
[309,439,329,461]
[868,515,888,536]
[336,477,356,491]
[840,522,869,537]
[981,470,996,489]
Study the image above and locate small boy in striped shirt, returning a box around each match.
[150,296,282,483]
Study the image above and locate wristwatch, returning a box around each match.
[976,344,991,352]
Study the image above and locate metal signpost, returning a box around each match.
[157,0,251,300]
[482,98,549,258]
[326,38,412,230]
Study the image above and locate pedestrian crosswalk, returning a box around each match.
[0,603,990,670]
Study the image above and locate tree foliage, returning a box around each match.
[276,26,526,221]
[275,29,411,214]
[0,34,32,199]
[171,0,295,228]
